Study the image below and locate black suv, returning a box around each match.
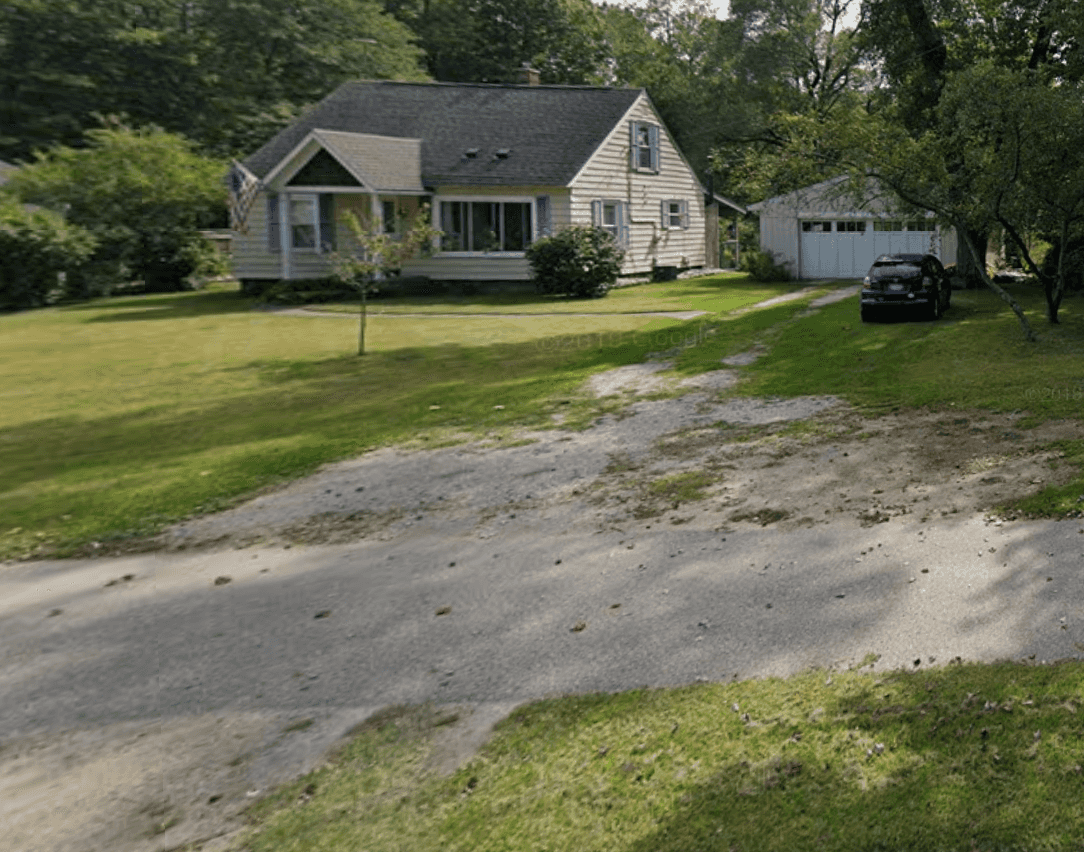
[860,254,951,322]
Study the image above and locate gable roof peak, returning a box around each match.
[245,80,646,188]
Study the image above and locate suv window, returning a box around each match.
[870,261,922,280]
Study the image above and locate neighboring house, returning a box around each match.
[230,78,710,286]
[750,176,957,280]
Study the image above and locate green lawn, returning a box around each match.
[236,660,1084,852]
[0,276,813,560]
[302,271,798,315]
[3,277,1082,559]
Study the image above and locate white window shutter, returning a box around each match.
[649,125,660,171]
[660,199,668,228]
[628,122,637,170]
[591,199,602,226]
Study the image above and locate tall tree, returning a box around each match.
[858,0,1084,291]
[410,0,608,84]
[0,0,427,162]
[707,0,870,201]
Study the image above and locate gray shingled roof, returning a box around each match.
[245,81,644,188]
[312,130,425,194]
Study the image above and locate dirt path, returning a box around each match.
[3,286,1082,852]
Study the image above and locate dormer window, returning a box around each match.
[495,148,511,159]
[630,121,660,173]
[464,148,479,158]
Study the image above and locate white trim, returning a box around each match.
[262,131,372,190]
[662,198,689,230]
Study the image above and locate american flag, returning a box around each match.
[227,160,260,233]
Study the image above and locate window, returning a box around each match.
[439,200,534,252]
[629,121,660,172]
[382,200,397,234]
[272,193,334,251]
[873,219,935,231]
[802,220,833,233]
[535,195,551,238]
[290,195,317,249]
[835,220,866,233]
[592,199,629,247]
[662,199,688,229]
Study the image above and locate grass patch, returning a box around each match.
[0,287,697,558]
[645,470,714,504]
[1008,439,1084,517]
[233,660,1084,852]
[734,287,1084,416]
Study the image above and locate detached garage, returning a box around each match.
[750,177,957,280]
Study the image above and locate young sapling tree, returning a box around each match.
[329,205,439,355]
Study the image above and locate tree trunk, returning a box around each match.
[957,225,987,289]
[358,286,367,355]
[959,225,1036,342]
[1047,221,1068,324]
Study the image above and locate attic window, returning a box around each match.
[464,148,479,158]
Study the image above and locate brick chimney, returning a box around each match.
[516,62,541,86]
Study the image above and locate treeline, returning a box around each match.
[0,0,870,194]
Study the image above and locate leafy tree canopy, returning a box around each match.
[0,0,427,161]
[6,126,227,293]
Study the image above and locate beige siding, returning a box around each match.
[404,255,532,280]
[231,191,282,280]
[569,94,706,274]
[232,192,433,281]
[232,184,579,283]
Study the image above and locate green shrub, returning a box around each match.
[741,248,791,282]
[0,200,96,309]
[526,225,624,298]
[262,277,356,304]
[6,127,226,296]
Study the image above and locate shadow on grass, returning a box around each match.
[61,290,259,321]
[620,662,1084,851]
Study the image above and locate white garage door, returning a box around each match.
[800,219,939,279]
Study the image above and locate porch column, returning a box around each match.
[371,192,382,234]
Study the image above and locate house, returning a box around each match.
[750,176,957,280]
[230,78,711,287]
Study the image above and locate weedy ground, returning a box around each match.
[234,660,1084,852]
